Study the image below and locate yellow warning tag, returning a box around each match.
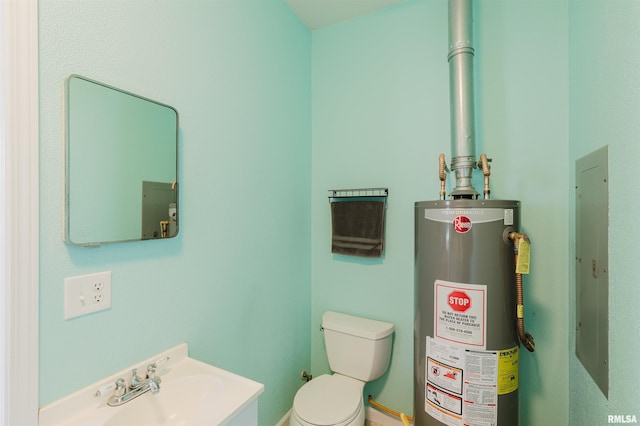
[498,346,519,395]
[516,238,530,274]
[517,304,524,319]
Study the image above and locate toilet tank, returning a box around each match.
[322,311,394,382]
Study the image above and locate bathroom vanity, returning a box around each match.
[38,343,264,426]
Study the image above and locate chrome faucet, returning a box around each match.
[129,368,145,389]
[146,363,158,379]
[107,364,161,407]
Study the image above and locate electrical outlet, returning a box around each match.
[64,271,112,320]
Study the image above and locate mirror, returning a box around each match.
[65,75,179,245]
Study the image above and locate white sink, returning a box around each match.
[39,344,264,426]
[102,374,222,426]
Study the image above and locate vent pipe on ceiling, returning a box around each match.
[448,0,479,199]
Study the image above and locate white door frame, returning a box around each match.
[1,0,40,424]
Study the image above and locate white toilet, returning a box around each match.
[290,311,394,426]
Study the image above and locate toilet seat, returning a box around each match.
[292,374,363,426]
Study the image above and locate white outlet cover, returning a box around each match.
[64,271,112,320]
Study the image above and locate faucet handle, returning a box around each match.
[130,368,144,389]
[94,382,116,397]
[146,363,157,379]
[148,377,161,394]
[114,378,126,397]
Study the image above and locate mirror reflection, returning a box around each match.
[65,75,179,245]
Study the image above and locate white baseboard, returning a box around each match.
[276,407,411,426]
[276,409,291,426]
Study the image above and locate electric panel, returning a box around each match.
[575,145,609,398]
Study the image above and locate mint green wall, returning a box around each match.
[39,0,640,424]
[311,1,570,424]
[569,1,640,424]
[38,1,311,424]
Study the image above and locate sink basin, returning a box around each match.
[39,344,264,426]
[103,374,223,426]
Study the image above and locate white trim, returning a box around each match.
[1,0,40,424]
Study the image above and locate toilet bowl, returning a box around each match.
[289,374,365,426]
[289,311,394,426]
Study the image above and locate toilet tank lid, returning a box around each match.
[322,311,394,340]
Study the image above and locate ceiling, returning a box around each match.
[285,0,406,31]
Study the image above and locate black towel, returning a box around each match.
[330,200,385,258]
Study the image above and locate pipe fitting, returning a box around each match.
[447,46,474,62]
[439,153,449,200]
[478,153,491,199]
[450,156,479,199]
[508,232,529,252]
[478,153,491,176]
[439,153,448,181]
[300,370,312,382]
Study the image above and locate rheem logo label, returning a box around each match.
[453,215,472,233]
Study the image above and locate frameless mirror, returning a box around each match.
[65,75,179,246]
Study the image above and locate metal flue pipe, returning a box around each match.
[448,0,478,198]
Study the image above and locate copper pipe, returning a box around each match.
[478,153,491,199]
[439,153,449,200]
[515,255,535,352]
[509,233,535,352]
[368,395,414,422]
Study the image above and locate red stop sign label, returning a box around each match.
[448,291,471,312]
[453,216,472,233]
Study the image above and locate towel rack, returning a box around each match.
[328,187,389,201]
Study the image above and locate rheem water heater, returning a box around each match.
[414,200,526,425]
[414,1,535,425]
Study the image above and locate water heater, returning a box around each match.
[413,1,534,424]
[414,199,523,425]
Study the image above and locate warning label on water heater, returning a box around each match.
[434,280,487,348]
[425,337,500,426]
